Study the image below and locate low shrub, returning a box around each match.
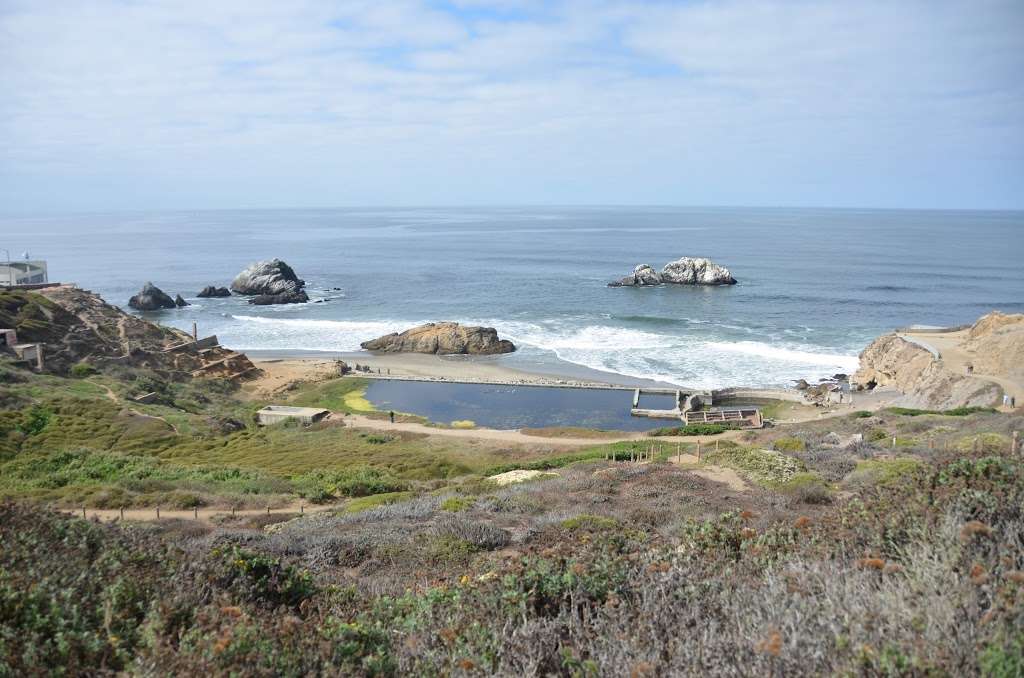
[779,472,832,505]
[702,446,806,485]
[886,406,998,417]
[772,436,806,452]
[344,491,413,514]
[292,467,408,503]
[851,410,873,418]
[649,423,732,436]
[69,363,97,378]
[440,496,474,512]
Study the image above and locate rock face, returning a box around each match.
[174,294,189,307]
[609,264,662,287]
[361,322,516,355]
[609,257,736,286]
[853,334,1000,410]
[231,259,308,304]
[128,283,177,311]
[197,286,231,298]
[660,257,736,285]
[964,311,1024,382]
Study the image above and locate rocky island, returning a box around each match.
[128,282,178,311]
[609,257,737,286]
[360,322,516,355]
[230,259,309,305]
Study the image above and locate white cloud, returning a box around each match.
[0,0,1022,210]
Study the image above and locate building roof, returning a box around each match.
[257,405,330,416]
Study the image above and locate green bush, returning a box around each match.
[772,436,806,452]
[440,496,473,512]
[851,410,872,418]
[649,423,731,436]
[69,362,98,378]
[886,406,998,417]
[292,467,408,502]
[16,406,51,436]
[702,446,806,485]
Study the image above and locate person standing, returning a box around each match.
[389,410,395,424]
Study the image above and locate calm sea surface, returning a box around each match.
[3,207,1022,388]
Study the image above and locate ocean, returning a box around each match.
[3,207,1022,388]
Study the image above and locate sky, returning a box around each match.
[1,0,1023,212]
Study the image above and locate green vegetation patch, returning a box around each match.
[843,457,923,490]
[886,406,998,417]
[292,466,408,503]
[771,436,806,452]
[649,423,732,436]
[701,446,806,485]
[289,378,375,413]
[344,491,414,514]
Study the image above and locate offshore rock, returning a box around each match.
[660,257,737,285]
[174,294,189,307]
[608,264,662,287]
[197,286,231,298]
[361,322,516,355]
[231,259,307,304]
[248,290,309,305]
[128,282,177,311]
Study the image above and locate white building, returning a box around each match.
[1,259,48,286]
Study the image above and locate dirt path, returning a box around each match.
[903,330,1023,410]
[342,413,747,447]
[669,453,750,492]
[59,501,338,526]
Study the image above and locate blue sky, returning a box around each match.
[1,0,1022,211]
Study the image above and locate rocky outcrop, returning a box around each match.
[964,312,1024,383]
[4,286,257,379]
[361,322,516,355]
[197,286,231,298]
[128,283,177,311]
[661,257,736,285]
[609,257,736,286]
[231,259,308,304]
[174,294,189,307]
[853,334,1000,410]
[609,264,662,287]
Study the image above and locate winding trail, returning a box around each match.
[901,330,1023,410]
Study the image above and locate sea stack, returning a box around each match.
[128,282,177,311]
[609,257,736,286]
[360,322,516,355]
[230,259,309,304]
[660,257,736,285]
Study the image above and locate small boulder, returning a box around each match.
[197,286,231,298]
[661,257,736,285]
[361,322,516,355]
[174,294,189,307]
[128,282,177,311]
[231,259,307,304]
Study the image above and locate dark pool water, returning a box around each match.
[364,381,671,431]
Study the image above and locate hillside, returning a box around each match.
[854,311,1024,409]
[0,285,256,379]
